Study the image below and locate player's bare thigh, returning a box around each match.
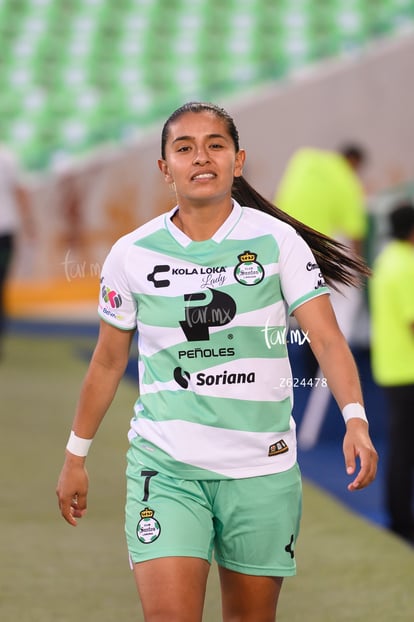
[219,566,283,622]
[133,556,210,622]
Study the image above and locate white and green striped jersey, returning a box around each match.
[98,200,329,479]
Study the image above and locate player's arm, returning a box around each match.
[56,320,135,526]
[293,294,378,491]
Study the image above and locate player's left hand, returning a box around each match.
[343,419,378,491]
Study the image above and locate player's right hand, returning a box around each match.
[56,453,89,526]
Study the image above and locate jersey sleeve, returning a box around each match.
[98,238,137,330]
[278,226,330,315]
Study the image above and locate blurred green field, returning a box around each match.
[1,332,413,622]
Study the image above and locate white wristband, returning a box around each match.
[342,403,368,425]
[66,431,93,457]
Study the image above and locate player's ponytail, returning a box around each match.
[161,102,371,289]
[231,175,370,289]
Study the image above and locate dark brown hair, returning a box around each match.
[389,201,414,240]
[161,102,371,288]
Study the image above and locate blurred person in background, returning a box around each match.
[274,144,369,448]
[0,144,34,357]
[274,144,367,254]
[275,144,368,367]
[370,201,414,545]
[56,102,377,621]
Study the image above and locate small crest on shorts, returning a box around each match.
[136,507,161,544]
[268,439,289,457]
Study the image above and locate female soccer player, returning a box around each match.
[56,102,378,621]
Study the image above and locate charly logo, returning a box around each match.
[147,264,227,289]
[234,250,264,286]
[136,507,161,544]
[101,283,122,308]
[147,265,171,288]
[180,288,236,341]
[173,366,255,388]
[285,534,295,559]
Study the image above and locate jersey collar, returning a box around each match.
[165,200,243,247]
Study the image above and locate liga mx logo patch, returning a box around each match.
[101,284,122,308]
[234,250,264,286]
[136,507,161,544]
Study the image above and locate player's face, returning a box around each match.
[158,111,245,208]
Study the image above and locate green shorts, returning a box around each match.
[125,452,302,577]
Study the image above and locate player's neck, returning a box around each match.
[173,200,233,241]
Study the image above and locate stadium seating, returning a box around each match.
[0,0,413,170]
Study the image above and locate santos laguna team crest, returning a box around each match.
[234,250,264,286]
[136,507,161,544]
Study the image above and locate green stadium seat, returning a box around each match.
[0,0,411,170]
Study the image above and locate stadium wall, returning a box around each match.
[8,31,414,317]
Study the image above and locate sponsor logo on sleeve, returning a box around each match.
[305,261,326,288]
[101,284,122,308]
[315,274,327,289]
